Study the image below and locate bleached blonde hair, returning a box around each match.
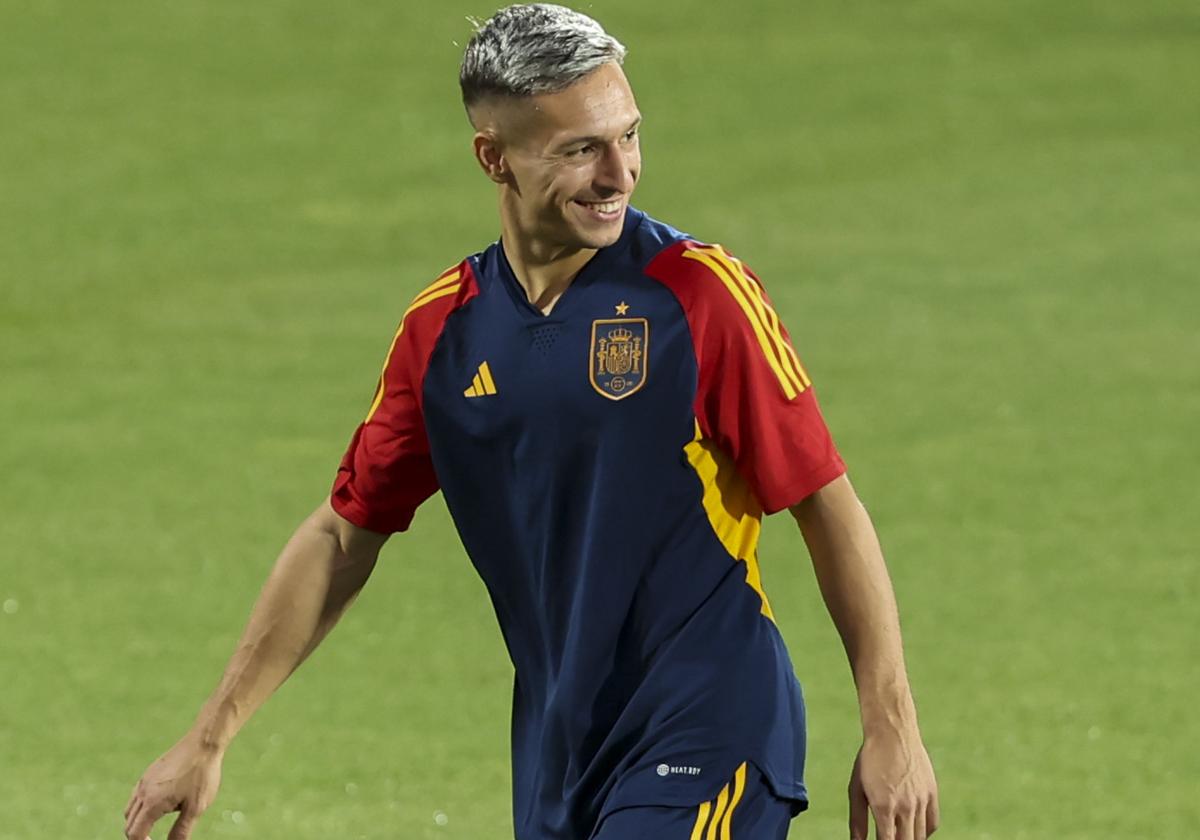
[459,4,627,109]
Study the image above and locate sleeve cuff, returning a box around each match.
[758,456,848,515]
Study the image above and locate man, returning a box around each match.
[124,5,939,839]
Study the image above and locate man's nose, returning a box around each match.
[595,142,636,195]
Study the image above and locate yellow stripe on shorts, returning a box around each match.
[706,782,731,840]
[688,762,750,840]
[719,763,748,839]
[688,800,713,840]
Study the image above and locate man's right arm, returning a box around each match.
[123,499,388,840]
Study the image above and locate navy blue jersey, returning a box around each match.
[333,208,845,839]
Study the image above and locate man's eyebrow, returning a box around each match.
[556,116,643,149]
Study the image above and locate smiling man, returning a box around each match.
[125,5,938,840]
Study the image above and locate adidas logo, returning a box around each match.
[464,361,498,398]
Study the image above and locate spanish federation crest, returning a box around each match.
[589,317,649,401]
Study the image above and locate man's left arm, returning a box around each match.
[791,474,940,840]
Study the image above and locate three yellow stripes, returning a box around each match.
[365,266,462,424]
[463,361,497,398]
[689,762,748,840]
[681,246,811,400]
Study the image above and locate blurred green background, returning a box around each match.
[1,1,1197,837]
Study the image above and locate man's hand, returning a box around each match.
[849,732,939,840]
[790,476,940,839]
[121,500,385,838]
[124,733,223,840]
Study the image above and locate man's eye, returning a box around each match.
[569,145,594,157]
[624,129,638,142]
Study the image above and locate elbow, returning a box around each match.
[311,498,388,577]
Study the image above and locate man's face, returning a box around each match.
[479,63,642,252]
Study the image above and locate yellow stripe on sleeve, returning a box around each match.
[404,278,461,317]
[413,266,462,300]
[689,801,714,840]
[703,247,809,394]
[681,249,802,400]
[704,248,804,393]
[365,324,405,424]
[684,245,813,396]
[364,271,462,424]
[718,250,811,389]
[719,763,748,840]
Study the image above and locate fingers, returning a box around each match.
[926,792,940,835]
[872,807,896,840]
[167,808,197,840]
[124,797,145,839]
[856,796,941,840]
[913,805,927,840]
[124,780,144,837]
[126,799,169,840]
[889,800,937,840]
[876,802,936,840]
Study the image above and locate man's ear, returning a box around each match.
[473,131,510,185]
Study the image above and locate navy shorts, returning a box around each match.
[590,762,801,840]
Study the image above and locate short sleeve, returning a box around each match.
[650,242,846,513]
[331,264,471,532]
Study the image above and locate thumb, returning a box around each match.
[166,807,197,840]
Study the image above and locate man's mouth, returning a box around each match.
[574,198,625,217]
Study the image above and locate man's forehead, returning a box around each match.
[536,64,634,112]
[537,68,639,138]
[478,63,639,143]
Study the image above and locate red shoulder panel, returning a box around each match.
[646,240,845,512]
[331,260,480,533]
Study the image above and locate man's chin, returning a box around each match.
[568,208,626,249]
[577,227,623,249]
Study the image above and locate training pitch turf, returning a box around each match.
[1,1,1196,837]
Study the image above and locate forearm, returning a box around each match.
[191,500,382,752]
[792,475,918,737]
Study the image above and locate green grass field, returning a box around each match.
[2,1,1197,837]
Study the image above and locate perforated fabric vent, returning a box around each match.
[529,323,562,356]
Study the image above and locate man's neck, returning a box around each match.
[500,212,597,316]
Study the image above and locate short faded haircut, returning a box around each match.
[459,4,627,110]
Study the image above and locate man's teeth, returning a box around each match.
[580,200,622,213]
